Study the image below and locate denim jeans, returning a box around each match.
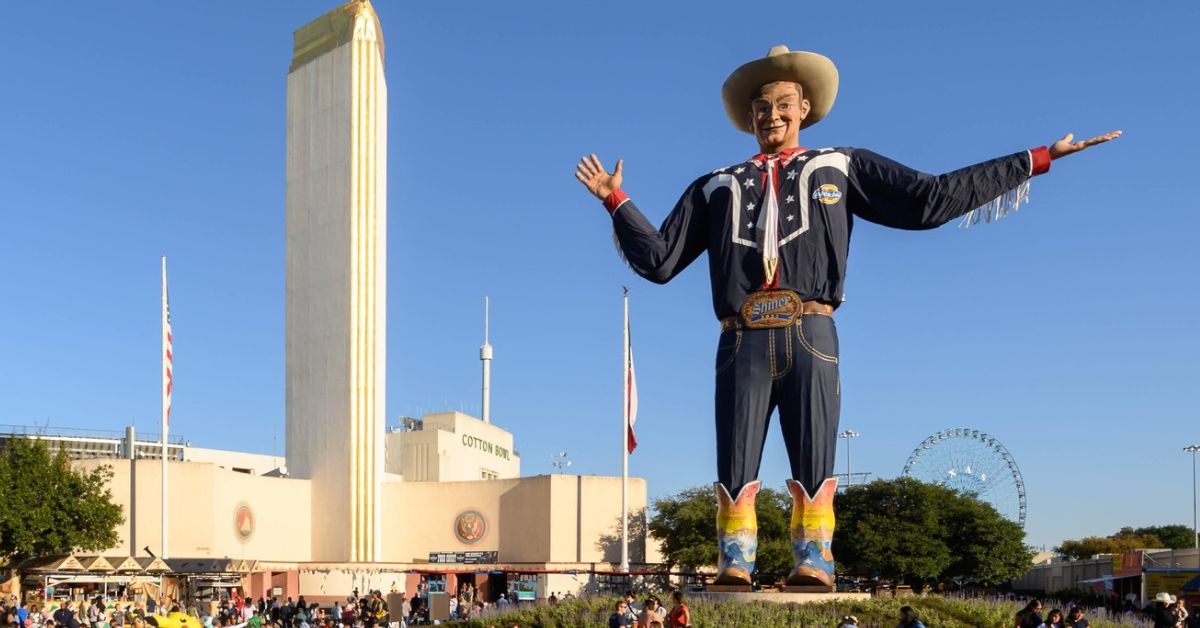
[714,314,840,495]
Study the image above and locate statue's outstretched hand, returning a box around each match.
[575,154,623,201]
[1049,130,1122,160]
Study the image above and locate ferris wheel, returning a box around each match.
[901,428,1027,528]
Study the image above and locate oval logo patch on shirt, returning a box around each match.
[812,184,843,205]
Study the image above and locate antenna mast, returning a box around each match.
[480,296,493,423]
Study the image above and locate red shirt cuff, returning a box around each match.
[1030,146,1051,176]
[603,188,629,215]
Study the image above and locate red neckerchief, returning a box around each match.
[749,146,807,289]
[750,146,809,168]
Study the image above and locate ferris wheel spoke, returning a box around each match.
[903,428,1027,528]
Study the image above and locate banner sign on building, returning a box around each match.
[1112,550,1143,578]
[428,551,498,565]
[1145,570,1200,597]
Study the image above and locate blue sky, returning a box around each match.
[1,1,1197,550]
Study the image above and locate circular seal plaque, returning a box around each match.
[234,502,255,543]
[453,509,487,545]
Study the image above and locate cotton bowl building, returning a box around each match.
[1,0,657,610]
[7,413,655,605]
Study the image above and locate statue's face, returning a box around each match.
[749,81,810,153]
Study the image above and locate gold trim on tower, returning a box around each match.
[290,0,385,73]
[347,8,383,563]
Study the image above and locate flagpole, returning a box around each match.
[161,256,169,560]
[621,287,630,572]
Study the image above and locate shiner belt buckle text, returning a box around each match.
[740,290,803,329]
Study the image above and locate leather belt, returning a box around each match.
[721,300,833,332]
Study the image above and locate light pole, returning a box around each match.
[1186,444,1200,549]
[838,430,860,488]
[552,451,572,474]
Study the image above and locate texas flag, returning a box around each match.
[626,327,638,454]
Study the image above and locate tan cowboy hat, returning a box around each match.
[721,45,839,133]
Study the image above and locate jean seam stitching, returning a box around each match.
[715,329,742,375]
[796,318,839,364]
[768,328,777,377]
[774,327,794,380]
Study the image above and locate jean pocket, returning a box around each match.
[796,316,839,364]
[715,328,742,374]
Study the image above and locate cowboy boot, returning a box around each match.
[713,480,761,585]
[785,477,838,587]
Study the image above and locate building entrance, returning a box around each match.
[485,572,507,603]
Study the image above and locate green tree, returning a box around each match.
[648,486,715,571]
[650,479,1028,585]
[1054,536,1141,561]
[1054,524,1194,560]
[647,485,792,578]
[1129,525,1195,549]
[834,478,1030,585]
[941,490,1030,584]
[0,437,124,566]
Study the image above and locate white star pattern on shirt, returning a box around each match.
[742,178,754,189]
[785,195,795,204]
[746,202,756,211]
[795,155,808,162]
[734,166,746,174]
[746,222,753,229]
[786,170,797,181]
[787,214,795,222]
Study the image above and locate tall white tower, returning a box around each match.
[284,0,387,563]
[480,297,493,423]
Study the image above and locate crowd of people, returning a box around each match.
[1014,594,1195,627]
[604,591,688,628]
[9,588,1199,627]
[0,596,150,628]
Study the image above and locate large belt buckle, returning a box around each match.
[740,290,803,329]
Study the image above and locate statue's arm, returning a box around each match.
[845,146,1050,229]
[846,130,1120,229]
[576,154,708,283]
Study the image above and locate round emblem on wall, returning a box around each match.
[234,502,255,543]
[453,509,487,545]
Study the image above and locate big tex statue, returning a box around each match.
[576,46,1119,587]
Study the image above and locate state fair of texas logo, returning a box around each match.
[234,502,255,543]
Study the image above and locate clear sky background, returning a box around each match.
[1,1,1197,550]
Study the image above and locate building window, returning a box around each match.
[480,469,498,480]
[595,573,632,595]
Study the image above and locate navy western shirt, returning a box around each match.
[606,146,1051,320]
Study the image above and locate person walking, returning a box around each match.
[1065,606,1089,628]
[1152,593,1176,628]
[607,600,635,628]
[636,597,665,628]
[896,606,925,628]
[1041,608,1065,628]
[665,592,689,628]
[1016,600,1044,628]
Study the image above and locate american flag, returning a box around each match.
[162,259,173,428]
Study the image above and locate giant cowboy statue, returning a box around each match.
[574,46,1119,588]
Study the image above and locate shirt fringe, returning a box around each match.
[612,228,633,269]
[958,179,1031,228]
